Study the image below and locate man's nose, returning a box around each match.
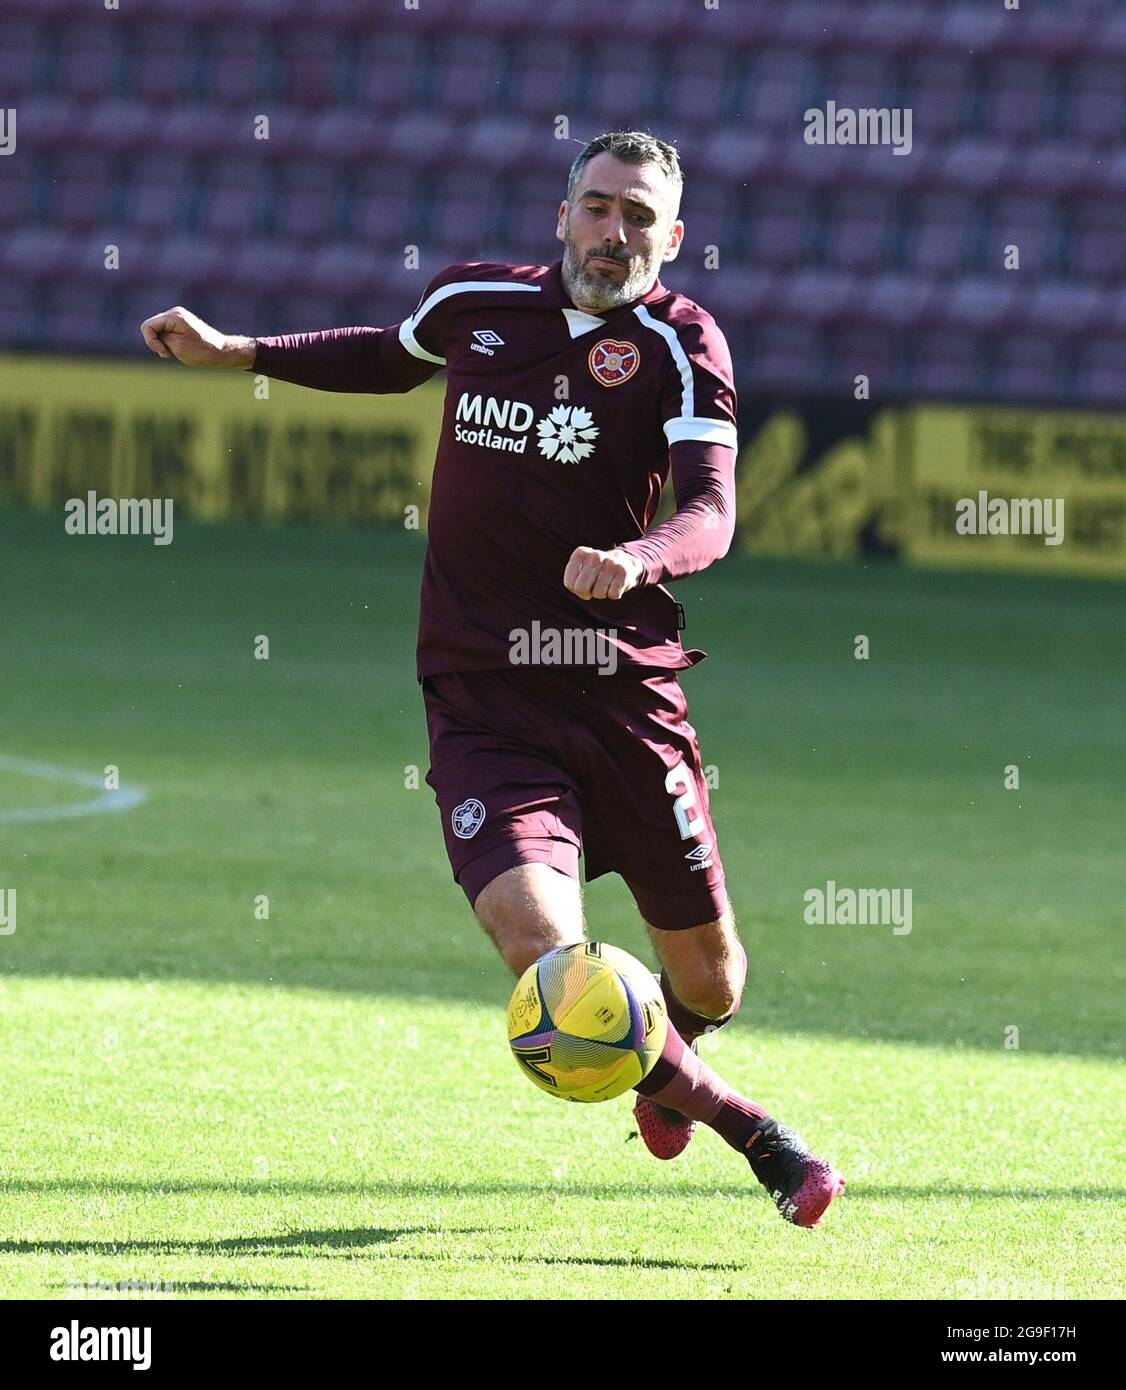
[604,215,628,245]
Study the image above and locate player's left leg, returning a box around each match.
[644,904,747,1044]
[634,906,844,1228]
[631,905,747,1159]
[564,670,845,1226]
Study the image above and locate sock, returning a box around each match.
[634,1024,771,1152]
[660,940,747,1045]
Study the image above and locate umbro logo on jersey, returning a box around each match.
[471,329,505,356]
[589,338,640,386]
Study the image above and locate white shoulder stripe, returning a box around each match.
[400,278,542,366]
[665,417,739,449]
[399,320,445,365]
[633,303,694,418]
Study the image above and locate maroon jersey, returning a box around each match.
[253,260,738,679]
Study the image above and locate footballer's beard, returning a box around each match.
[562,237,659,312]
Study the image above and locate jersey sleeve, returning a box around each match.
[617,306,739,583]
[618,438,736,584]
[649,308,739,451]
[249,263,485,394]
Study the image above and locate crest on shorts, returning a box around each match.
[451,798,486,840]
[588,338,640,387]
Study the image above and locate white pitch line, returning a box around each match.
[0,754,147,824]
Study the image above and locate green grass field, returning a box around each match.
[1,510,1122,1300]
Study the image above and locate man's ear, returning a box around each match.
[662,219,685,264]
[556,201,569,244]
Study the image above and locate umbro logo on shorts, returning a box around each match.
[451,798,487,839]
[685,843,713,871]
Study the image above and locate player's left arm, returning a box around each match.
[564,310,738,601]
[563,439,735,599]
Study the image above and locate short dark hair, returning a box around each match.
[566,130,684,210]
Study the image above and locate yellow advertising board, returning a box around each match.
[898,406,1126,576]
[0,355,445,525]
[735,403,1126,580]
[3,355,1124,580]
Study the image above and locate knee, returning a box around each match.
[672,942,747,1022]
[473,864,584,978]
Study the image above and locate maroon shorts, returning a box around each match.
[421,666,728,932]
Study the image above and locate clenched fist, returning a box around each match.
[563,546,645,601]
[139,306,257,369]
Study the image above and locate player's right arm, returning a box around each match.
[138,264,484,395]
[139,306,257,369]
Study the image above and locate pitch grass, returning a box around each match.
[1,511,1122,1300]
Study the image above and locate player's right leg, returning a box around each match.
[473,862,586,977]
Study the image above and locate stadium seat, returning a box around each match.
[582,56,662,127]
[1070,198,1126,282]
[0,162,32,231]
[733,50,819,134]
[931,275,1019,334]
[749,322,827,393]
[56,21,121,102]
[912,331,985,399]
[849,4,932,57]
[744,187,816,270]
[505,39,582,118]
[194,25,270,111]
[822,190,897,272]
[663,44,733,129]
[993,335,1066,405]
[785,269,864,327]
[1012,142,1100,198]
[1019,282,1107,339]
[0,277,41,348]
[118,154,198,238]
[980,59,1054,143]
[1063,61,1126,146]
[278,28,343,111]
[197,158,273,240]
[848,272,939,333]
[355,30,426,112]
[273,165,343,244]
[901,193,981,276]
[985,194,1060,277]
[42,284,117,351]
[904,54,974,141]
[1073,334,1126,406]
[429,35,507,117]
[459,116,540,176]
[0,19,45,102]
[821,50,900,116]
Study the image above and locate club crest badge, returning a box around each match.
[588,338,640,387]
[451,798,486,840]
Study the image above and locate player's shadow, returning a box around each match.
[51,1281,311,1295]
[2,1178,1122,1204]
[13,1230,748,1274]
